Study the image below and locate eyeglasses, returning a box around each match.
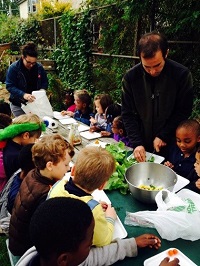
[24,57,37,66]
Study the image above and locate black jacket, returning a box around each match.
[121,59,193,151]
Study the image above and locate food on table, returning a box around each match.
[138,184,163,191]
[167,249,178,256]
[94,139,99,144]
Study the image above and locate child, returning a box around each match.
[185,147,200,193]
[90,94,113,132]
[15,197,167,266]
[48,146,117,247]
[0,113,45,181]
[8,134,74,256]
[0,144,35,235]
[0,113,12,129]
[61,89,76,116]
[7,143,35,213]
[112,116,132,147]
[63,89,94,126]
[164,119,200,177]
[101,103,121,137]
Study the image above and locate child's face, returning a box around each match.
[95,99,103,114]
[69,218,94,266]
[51,151,71,180]
[194,152,200,177]
[74,96,85,111]
[111,119,119,134]
[21,132,40,145]
[176,127,200,155]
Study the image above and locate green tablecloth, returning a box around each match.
[106,190,200,265]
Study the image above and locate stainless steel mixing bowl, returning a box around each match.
[125,162,177,204]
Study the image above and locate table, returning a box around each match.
[46,119,200,265]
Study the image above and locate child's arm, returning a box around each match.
[80,235,161,266]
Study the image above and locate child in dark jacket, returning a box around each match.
[164,119,200,177]
[8,134,74,257]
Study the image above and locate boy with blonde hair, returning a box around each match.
[48,146,117,247]
[8,134,74,256]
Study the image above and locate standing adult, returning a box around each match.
[6,42,48,117]
[121,31,193,162]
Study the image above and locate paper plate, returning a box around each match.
[53,111,70,120]
[144,248,197,266]
[59,118,77,125]
[80,131,101,140]
[68,124,90,132]
[127,151,164,164]
[92,189,127,240]
[87,140,107,148]
[172,175,190,193]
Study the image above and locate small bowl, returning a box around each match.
[125,162,177,204]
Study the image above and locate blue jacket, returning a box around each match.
[6,58,48,106]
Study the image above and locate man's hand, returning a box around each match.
[159,257,180,266]
[153,137,166,152]
[133,146,146,162]
[23,93,35,102]
[135,234,161,249]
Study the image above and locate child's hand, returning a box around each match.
[100,201,108,212]
[90,125,98,132]
[135,234,161,249]
[195,179,200,189]
[164,161,174,168]
[101,131,111,137]
[90,117,96,124]
[105,204,117,220]
[66,111,74,117]
[159,257,180,266]
[61,110,67,116]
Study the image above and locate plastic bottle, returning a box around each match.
[68,122,82,146]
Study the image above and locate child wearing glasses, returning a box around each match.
[111,115,132,147]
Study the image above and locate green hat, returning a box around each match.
[0,122,46,141]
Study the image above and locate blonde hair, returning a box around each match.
[32,134,74,170]
[74,89,91,107]
[74,146,115,191]
[13,113,43,138]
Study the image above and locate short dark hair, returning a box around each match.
[113,115,127,136]
[30,197,93,260]
[138,31,168,59]
[22,42,38,58]
[176,119,200,137]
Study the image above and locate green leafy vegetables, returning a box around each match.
[105,141,154,194]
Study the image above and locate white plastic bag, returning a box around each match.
[124,190,200,241]
[22,90,54,118]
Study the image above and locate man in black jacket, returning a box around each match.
[121,31,193,162]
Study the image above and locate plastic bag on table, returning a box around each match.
[124,189,200,241]
[21,90,53,119]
